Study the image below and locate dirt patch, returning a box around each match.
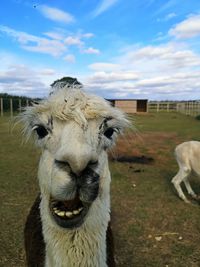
[111,155,154,164]
[109,131,182,167]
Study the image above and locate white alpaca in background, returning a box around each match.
[20,85,129,267]
[171,141,200,203]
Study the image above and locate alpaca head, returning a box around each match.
[20,86,129,230]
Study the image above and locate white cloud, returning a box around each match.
[22,41,66,57]
[81,33,94,38]
[38,68,56,76]
[92,0,119,17]
[0,64,65,98]
[84,42,200,100]
[63,54,76,63]
[0,65,47,97]
[0,25,38,44]
[166,12,177,20]
[64,36,83,46]
[2,12,200,100]
[136,76,173,88]
[0,25,67,57]
[119,44,200,71]
[155,0,178,15]
[38,5,75,24]
[89,62,121,71]
[0,52,20,69]
[82,47,100,54]
[44,31,65,40]
[0,25,98,58]
[169,14,200,39]
[87,71,138,84]
[157,12,177,22]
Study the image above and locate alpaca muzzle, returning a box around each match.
[50,160,100,228]
[54,159,100,202]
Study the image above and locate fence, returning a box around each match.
[148,101,200,116]
[1,98,200,117]
[0,97,30,117]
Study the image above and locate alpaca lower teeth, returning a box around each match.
[73,210,80,215]
[65,211,73,218]
[53,208,83,218]
[54,210,59,214]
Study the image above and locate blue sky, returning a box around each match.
[1,0,200,100]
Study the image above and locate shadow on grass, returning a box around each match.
[110,155,154,164]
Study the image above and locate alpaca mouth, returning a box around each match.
[49,194,90,229]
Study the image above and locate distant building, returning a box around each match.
[107,99,148,113]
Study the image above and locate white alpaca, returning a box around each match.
[171,141,200,203]
[20,85,129,267]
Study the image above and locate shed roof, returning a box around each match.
[106,99,148,101]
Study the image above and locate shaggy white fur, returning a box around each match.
[21,85,129,266]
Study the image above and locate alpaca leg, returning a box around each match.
[171,168,190,203]
[183,177,197,199]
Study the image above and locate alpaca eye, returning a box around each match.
[34,125,48,139]
[104,128,114,139]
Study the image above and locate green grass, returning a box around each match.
[134,112,200,139]
[0,114,40,267]
[1,112,200,266]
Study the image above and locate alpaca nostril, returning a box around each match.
[88,160,98,167]
[54,159,71,170]
[54,159,99,176]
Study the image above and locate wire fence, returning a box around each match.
[0,97,30,117]
[1,98,200,118]
[148,101,200,117]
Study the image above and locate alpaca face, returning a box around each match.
[37,117,119,229]
[21,87,128,229]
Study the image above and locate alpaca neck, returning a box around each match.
[44,225,108,267]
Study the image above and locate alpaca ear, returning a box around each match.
[16,106,40,143]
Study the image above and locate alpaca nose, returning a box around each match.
[55,159,98,176]
[55,142,98,175]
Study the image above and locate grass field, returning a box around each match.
[1,112,200,267]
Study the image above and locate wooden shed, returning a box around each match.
[107,99,148,113]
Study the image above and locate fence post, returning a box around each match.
[26,99,29,107]
[167,102,169,112]
[184,102,187,115]
[190,101,192,116]
[10,98,13,117]
[189,101,191,116]
[157,102,159,112]
[0,98,3,117]
[195,102,197,116]
[192,101,194,116]
[19,99,22,112]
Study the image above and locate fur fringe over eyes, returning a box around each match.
[17,85,130,141]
